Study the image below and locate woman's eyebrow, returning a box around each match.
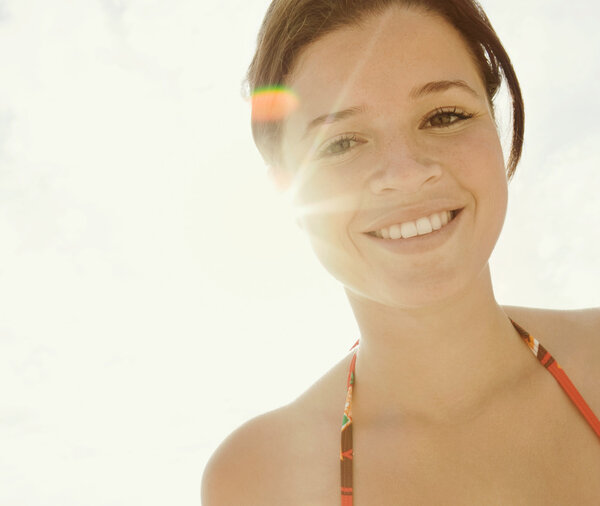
[302,105,365,140]
[409,79,479,100]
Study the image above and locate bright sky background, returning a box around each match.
[0,1,599,504]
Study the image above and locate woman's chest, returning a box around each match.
[289,427,600,506]
[285,385,600,505]
[346,424,600,505]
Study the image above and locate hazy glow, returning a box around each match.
[293,192,357,218]
[0,2,598,506]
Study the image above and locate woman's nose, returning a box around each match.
[368,139,443,194]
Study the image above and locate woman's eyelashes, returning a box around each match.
[319,133,364,158]
[317,106,475,159]
[421,106,475,128]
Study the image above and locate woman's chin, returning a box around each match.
[342,261,493,311]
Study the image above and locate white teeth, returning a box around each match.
[400,221,418,238]
[373,210,457,240]
[430,213,442,230]
[415,217,433,235]
[389,224,402,240]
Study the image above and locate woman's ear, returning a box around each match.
[267,165,293,192]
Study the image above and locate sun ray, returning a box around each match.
[295,9,396,175]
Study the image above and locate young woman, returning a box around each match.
[202,1,600,504]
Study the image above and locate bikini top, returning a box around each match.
[340,318,600,506]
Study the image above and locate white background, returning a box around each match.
[0,1,598,504]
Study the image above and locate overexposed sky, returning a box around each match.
[0,1,599,504]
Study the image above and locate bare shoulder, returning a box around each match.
[201,353,353,506]
[201,405,297,506]
[502,304,600,416]
[501,304,600,351]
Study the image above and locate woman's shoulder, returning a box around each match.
[502,304,600,415]
[201,405,296,506]
[501,304,600,353]
[201,354,353,506]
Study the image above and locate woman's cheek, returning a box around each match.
[447,125,505,180]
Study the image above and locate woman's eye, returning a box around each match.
[424,107,474,128]
[319,134,362,158]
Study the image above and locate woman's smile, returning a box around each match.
[362,202,465,237]
[369,209,455,239]
[362,206,465,255]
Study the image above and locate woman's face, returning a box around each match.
[280,6,508,308]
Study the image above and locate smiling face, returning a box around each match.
[280,6,508,308]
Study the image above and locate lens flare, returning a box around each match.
[251,86,299,122]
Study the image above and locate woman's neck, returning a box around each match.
[346,265,534,428]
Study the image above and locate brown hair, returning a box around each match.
[245,0,524,180]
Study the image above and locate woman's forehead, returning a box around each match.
[285,7,485,121]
